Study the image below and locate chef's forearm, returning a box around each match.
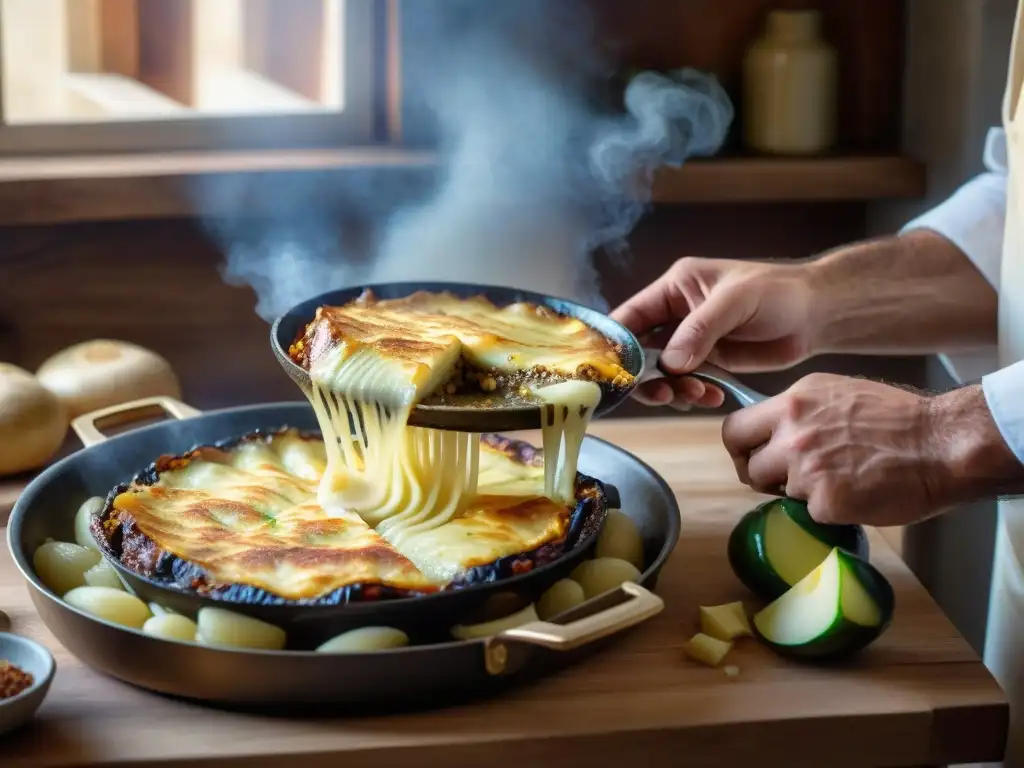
[926,382,1024,506]
[803,229,998,356]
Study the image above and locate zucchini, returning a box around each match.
[728,497,869,601]
[752,547,895,660]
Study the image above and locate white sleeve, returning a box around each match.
[903,127,1023,464]
[900,127,1008,290]
[983,362,1024,464]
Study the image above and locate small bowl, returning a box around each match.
[0,632,55,737]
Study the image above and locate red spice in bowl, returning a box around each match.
[0,659,34,699]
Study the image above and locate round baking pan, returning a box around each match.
[84,423,615,647]
[7,398,680,709]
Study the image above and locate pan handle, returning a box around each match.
[482,581,664,675]
[71,396,203,448]
[639,349,768,407]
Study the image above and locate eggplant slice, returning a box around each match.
[90,428,609,608]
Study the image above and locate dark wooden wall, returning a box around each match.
[400,0,905,152]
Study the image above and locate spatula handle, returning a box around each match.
[639,349,768,407]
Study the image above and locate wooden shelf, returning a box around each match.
[653,156,926,204]
[0,147,437,226]
[0,150,925,227]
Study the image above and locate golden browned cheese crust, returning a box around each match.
[288,290,634,396]
[93,429,606,603]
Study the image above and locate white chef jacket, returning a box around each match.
[902,126,1024,463]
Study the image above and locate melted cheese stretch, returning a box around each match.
[109,431,571,597]
[308,349,601,559]
[535,380,602,504]
[308,343,481,538]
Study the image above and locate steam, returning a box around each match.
[204,1,733,320]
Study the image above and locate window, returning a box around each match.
[0,0,378,153]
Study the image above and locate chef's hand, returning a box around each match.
[721,373,1024,527]
[611,257,815,409]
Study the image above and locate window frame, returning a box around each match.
[0,0,381,156]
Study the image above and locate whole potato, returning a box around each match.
[571,558,642,599]
[595,510,644,570]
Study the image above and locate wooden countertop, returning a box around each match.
[0,417,1008,768]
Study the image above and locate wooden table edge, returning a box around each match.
[928,695,1010,765]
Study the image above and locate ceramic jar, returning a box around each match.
[742,9,838,155]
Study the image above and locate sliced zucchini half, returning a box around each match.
[728,497,869,601]
[752,547,895,660]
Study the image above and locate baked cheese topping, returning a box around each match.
[109,431,574,599]
[294,290,633,390]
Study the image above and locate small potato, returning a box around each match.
[64,586,150,629]
[33,541,101,596]
[196,607,286,650]
[451,604,539,641]
[143,614,198,643]
[571,557,642,599]
[595,510,644,570]
[316,627,409,653]
[537,579,586,620]
[83,559,123,590]
[74,496,104,551]
[148,603,178,617]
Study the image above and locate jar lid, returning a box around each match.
[766,10,822,42]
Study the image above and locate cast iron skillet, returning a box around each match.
[7,398,680,708]
[271,281,767,433]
